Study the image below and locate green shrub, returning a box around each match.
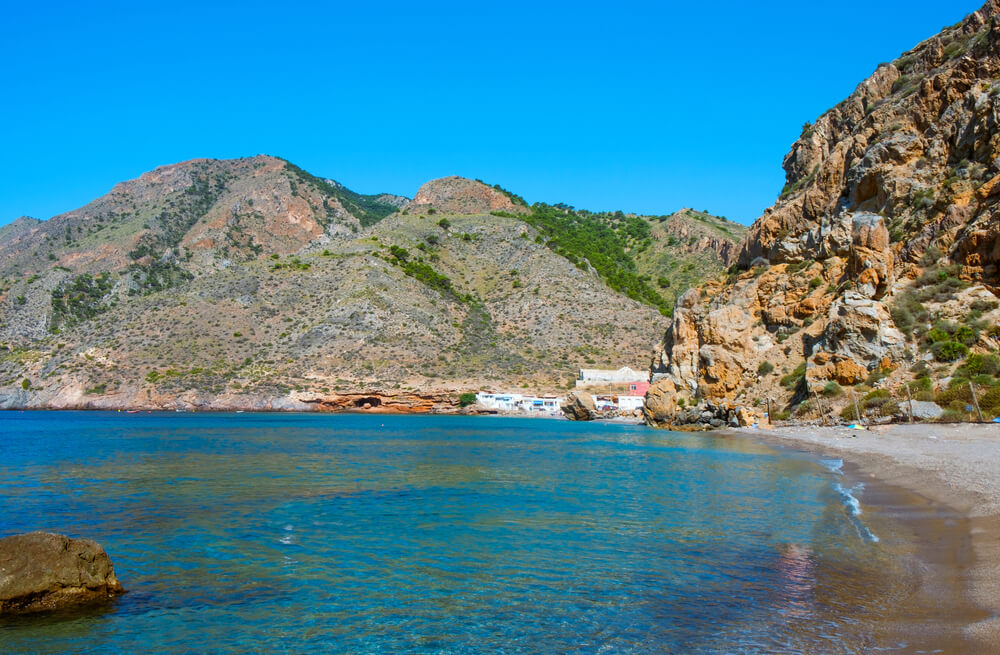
[936,383,973,406]
[780,363,806,389]
[972,374,995,386]
[931,341,969,362]
[954,325,977,346]
[865,367,890,386]
[907,376,933,392]
[914,390,936,402]
[458,392,477,407]
[437,217,450,229]
[910,187,935,210]
[389,245,410,262]
[840,405,859,421]
[823,381,843,397]
[979,387,1000,417]
[925,328,950,344]
[758,361,775,376]
[971,299,999,313]
[772,411,790,421]
[21,379,30,390]
[863,389,892,409]
[880,400,900,417]
[939,409,966,422]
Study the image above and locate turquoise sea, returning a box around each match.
[0,412,930,652]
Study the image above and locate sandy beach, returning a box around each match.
[731,422,1000,650]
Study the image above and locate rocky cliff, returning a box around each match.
[647,1,1000,426]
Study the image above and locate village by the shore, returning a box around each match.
[471,367,649,418]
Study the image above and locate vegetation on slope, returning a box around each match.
[495,204,673,316]
[50,273,116,329]
[129,164,231,261]
[282,160,400,227]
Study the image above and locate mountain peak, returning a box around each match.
[411,176,524,215]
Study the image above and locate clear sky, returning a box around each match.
[0,1,982,227]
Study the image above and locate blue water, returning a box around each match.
[0,412,909,653]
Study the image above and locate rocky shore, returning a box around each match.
[731,422,1000,650]
[0,389,461,414]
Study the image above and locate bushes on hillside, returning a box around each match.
[514,204,672,316]
[931,340,969,362]
[780,363,806,389]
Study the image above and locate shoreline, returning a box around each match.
[728,423,1000,651]
[0,404,648,423]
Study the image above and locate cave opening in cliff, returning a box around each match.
[354,397,382,408]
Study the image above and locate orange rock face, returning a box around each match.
[305,392,455,414]
[648,3,1000,425]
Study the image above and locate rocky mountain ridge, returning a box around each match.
[0,159,742,411]
[646,0,1000,427]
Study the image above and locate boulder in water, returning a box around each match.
[0,532,125,615]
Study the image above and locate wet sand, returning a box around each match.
[730,423,1000,651]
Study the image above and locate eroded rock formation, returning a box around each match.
[647,1,1000,426]
[561,391,597,421]
[301,391,456,414]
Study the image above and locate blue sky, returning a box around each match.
[0,1,981,227]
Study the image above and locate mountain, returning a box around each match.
[646,0,1000,426]
[0,158,741,411]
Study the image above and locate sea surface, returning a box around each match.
[0,412,927,653]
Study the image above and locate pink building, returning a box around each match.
[628,381,650,396]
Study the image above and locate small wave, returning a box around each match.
[820,458,844,475]
[834,482,879,543]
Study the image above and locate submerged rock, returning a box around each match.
[0,532,125,615]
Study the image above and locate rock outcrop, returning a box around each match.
[561,391,597,421]
[648,1,1000,425]
[644,389,760,430]
[0,532,125,614]
[301,392,456,414]
[410,176,523,215]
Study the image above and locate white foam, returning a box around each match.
[834,481,879,543]
[820,458,844,475]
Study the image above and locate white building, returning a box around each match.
[576,367,645,387]
[617,395,645,412]
[517,395,563,414]
[475,392,523,411]
[593,395,616,411]
[475,392,564,414]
